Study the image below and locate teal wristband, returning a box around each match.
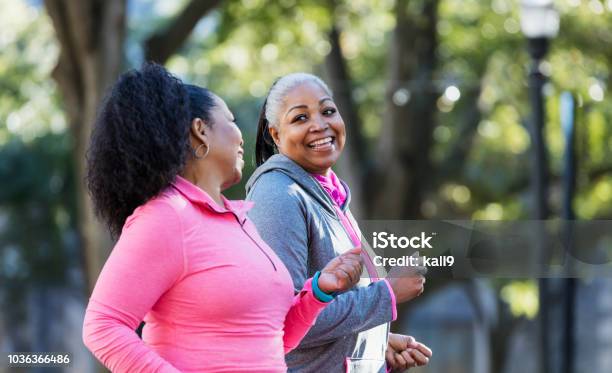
[312,271,335,303]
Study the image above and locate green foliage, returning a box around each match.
[0,135,77,285]
[500,280,539,319]
[0,0,63,145]
[0,1,76,298]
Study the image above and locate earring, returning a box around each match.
[194,143,210,159]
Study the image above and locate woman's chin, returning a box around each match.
[312,155,339,172]
[221,171,242,191]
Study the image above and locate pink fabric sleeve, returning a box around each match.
[382,279,398,321]
[282,278,329,354]
[82,201,185,373]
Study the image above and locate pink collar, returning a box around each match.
[311,170,347,208]
[170,175,254,223]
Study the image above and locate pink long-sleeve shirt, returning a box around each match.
[82,176,328,372]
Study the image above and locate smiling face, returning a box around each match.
[269,81,346,175]
[204,95,244,189]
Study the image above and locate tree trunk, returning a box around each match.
[144,0,223,64]
[45,0,221,293]
[324,25,368,217]
[369,0,439,219]
[44,0,126,293]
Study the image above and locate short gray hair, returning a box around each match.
[265,73,333,129]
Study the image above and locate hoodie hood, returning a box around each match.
[246,154,351,216]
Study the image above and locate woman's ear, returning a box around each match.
[268,125,281,148]
[191,118,209,144]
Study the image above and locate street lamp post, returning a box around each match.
[520,1,559,373]
[560,92,577,373]
[521,0,559,220]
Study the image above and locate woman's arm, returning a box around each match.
[248,175,395,349]
[282,248,363,353]
[281,278,326,353]
[82,201,184,373]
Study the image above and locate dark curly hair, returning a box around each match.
[86,62,216,238]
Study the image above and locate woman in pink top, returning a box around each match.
[82,63,363,372]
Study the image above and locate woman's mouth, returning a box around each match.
[307,136,335,151]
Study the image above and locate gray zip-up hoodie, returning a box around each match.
[246,154,394,373]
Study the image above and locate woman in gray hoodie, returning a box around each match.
[246,73,432,373]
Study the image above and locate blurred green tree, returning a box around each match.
[0,0,78,351]
[43,0,221,291]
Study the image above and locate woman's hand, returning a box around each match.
[385,333,432,371]
[386,251,427,304]
[318,248,363,294]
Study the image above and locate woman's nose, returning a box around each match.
[235,126,244,145]
[310,115,329,131]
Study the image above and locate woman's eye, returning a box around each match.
[292,114,308,123]
[323,108,336,116]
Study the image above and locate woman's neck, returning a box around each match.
[194,178,223,206]
[181,164,224,206]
